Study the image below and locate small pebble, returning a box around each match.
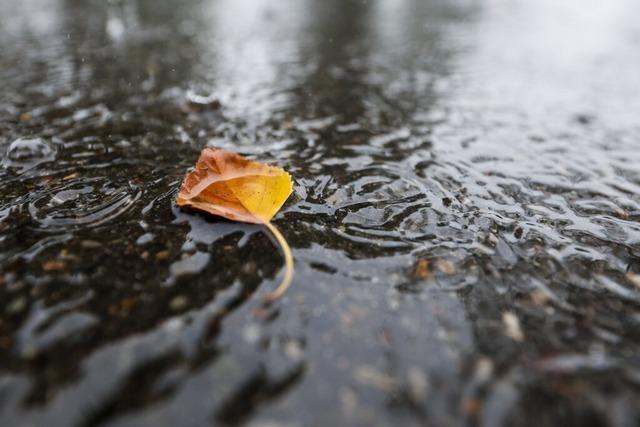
[283,340,304,362]
[169,295,189,311]
[407,366,428,402]
[43,260,65,271]
[435,259,456,274]
[136,233,155,245]
[242,323,261,344]
[7,297,26,314]
[81,240,102,249]
[502,312,524,342]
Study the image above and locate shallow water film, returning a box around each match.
[2,0,640,425]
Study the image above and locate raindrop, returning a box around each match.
[3,137,56,172]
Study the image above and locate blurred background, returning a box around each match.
[1,0,640,426]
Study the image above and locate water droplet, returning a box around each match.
[3,137,56,172]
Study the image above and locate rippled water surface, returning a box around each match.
[2,0,640,425]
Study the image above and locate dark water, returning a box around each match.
[2,0,640,425]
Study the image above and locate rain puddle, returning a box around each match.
[2,0,640,425]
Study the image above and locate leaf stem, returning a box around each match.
[262,221,294,303]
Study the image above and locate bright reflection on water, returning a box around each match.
[1,0,640,425]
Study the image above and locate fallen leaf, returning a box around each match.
[413,259,432,280]
[176,148,294,302]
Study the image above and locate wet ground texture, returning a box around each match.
[2,0,640,426]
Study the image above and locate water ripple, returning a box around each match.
[27,177,141,231]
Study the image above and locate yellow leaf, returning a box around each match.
[176,148,294,302]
